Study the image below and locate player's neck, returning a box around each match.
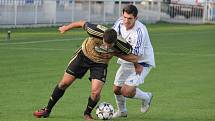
[126,24,135,31]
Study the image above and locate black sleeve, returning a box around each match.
[114,36,132,54]
[83,22,108,39]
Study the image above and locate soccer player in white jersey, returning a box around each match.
[112,4,156,118]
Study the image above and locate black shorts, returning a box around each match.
[66,50,108,83]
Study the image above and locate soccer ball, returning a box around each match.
[96,102,114,120]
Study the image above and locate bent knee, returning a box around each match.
[58,82,71,90]
[58,73,76,89]
[121,91,135,98]
[121,87,136,98]
[113,86,121,95]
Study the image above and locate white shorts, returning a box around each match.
[114,63,152,87]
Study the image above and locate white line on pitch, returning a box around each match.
[0,47,72,51]
[0,37,85,45]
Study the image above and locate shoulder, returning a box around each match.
[134,20,148,34]
[113,17,123,26]
[116,17,123,23]
[83,22,94,30]
[84,22,107,32]
[135,20,146,30]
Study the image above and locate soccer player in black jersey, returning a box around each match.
[33,20,134,121]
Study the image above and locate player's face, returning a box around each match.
[102,40,114,50]
[123,12,137,30]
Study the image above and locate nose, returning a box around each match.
[105,43,113,50]
[104,44,110,49]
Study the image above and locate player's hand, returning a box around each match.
[134,63,143,75]
[58,25,68,34]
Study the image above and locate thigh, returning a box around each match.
[114,65,135,87]
[138,66,152,84]
[124,72,139,86]
[125,66,152,86]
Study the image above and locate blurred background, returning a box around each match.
[0,0,215,28]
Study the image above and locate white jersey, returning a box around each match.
[113,17,155,67]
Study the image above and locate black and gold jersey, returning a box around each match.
[81,22,132,64]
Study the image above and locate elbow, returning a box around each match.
[79,20,86,27]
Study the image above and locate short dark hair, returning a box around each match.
[103,29,117,44]
[123,4,138,17]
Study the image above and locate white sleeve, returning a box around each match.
[112,17,123,34]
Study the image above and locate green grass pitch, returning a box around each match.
[0,23,215,121]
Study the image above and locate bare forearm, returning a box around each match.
[115,53,139,63]
[66,20,86,29]
[59,20,86,33]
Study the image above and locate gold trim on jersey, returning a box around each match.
[116,41,131,54]
[86,27,103,38]
[97,25,108,31]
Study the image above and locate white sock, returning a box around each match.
[133,88,149,102]
[115,94,127,112]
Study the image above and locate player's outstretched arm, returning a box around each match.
[58,20,86,34]
[113,53,139,63]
